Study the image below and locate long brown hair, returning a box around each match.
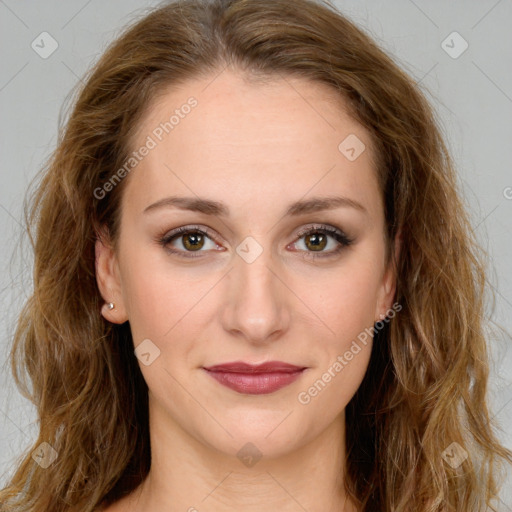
[1,0,511,510]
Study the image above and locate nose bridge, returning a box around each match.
[222,235,290,342]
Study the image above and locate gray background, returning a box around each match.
[1,0,511,508]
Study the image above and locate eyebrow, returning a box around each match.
[143,195,368,217]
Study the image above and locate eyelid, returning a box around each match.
[161,224,222,244]
[294,223,346,239]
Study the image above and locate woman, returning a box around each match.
[1,0,511,510]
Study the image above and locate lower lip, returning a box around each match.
[203,369,306,395]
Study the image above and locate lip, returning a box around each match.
[202,361,308,395]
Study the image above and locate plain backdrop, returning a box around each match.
[1,0,511,508]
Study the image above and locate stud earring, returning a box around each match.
[107,302,115,310]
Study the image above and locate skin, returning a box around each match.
[95,67,398,512]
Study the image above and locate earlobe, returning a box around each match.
[95,229,128,324]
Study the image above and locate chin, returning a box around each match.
[199,415,311,463]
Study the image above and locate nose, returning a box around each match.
[220,242,291,345]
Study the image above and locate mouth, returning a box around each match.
[202,361,308,395]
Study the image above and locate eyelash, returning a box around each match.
[157,224,354,260]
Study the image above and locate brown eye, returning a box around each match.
[158,225,221,258]
[304,232,328,252]
[181,231,206,251]
[291,225,354,260]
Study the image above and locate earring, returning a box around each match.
[107,302,115,310]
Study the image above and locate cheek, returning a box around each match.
[307,260,383,340]
[297,256,381,394]
[298,268,378,415]
[117,241,194,342]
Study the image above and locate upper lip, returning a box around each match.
[203,361,307,373]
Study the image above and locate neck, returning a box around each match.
[122,400,358,512]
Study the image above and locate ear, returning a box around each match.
[374,228,401,322]
[95,227,129,324]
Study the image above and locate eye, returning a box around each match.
[289,224,354,259]
[157,223,354,259]
[157,225,222,258]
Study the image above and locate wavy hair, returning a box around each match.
[1,0,511,510]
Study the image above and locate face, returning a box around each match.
[95,68,397,460]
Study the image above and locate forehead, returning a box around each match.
[123,68,382,221]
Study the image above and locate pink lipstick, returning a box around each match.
[202,361,307,395]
